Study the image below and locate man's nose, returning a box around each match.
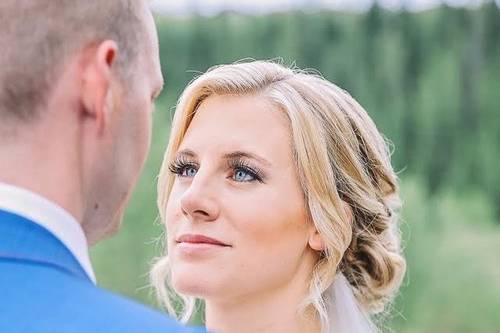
[179,173,220,222]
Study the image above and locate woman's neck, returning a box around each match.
[206,303,320,333]
[204,261,321,333]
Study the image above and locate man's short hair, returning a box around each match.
[0,0,147,122]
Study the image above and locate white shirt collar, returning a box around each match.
[0,182,96,284]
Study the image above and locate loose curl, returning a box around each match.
[151,60,406,332]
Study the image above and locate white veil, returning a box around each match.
[326,273,376,333]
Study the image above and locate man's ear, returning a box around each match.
[81,40,118,134]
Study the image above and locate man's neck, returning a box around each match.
[0,140,83,225]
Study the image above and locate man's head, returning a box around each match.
[0,0,164,244]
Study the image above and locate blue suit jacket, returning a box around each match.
[0,209,203,333]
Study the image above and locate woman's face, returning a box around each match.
[166,94,318,302]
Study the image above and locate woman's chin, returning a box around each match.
[171,270,223,299]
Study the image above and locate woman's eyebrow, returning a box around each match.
[175,149,197,159]
[223,151,272,167]
[176,149,272,167]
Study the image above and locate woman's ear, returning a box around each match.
[308,201,353,252]
[308,228,325,252]
[342,200,353,224]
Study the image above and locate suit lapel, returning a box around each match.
[0,209,92,283]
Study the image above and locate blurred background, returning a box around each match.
[91,0,500,332]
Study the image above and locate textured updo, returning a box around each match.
[151,60,406,331]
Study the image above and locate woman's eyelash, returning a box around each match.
[169,156,198,176]
[168,156,266,183]
[228,158,265,183]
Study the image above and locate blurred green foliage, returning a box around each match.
[91,3,500,332]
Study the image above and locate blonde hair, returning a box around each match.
[151,60,406,332]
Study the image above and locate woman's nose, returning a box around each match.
[179,175,220,222]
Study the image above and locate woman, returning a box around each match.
[151,61,406,333]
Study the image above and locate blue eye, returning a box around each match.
[233,168,256,182]
[181,166,197,178]
[169,158,198,178]
[170,157,265,183]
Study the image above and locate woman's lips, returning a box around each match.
[175,234,231,257]
[176,234,231,247]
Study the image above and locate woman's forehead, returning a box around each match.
[179,94,292,163]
